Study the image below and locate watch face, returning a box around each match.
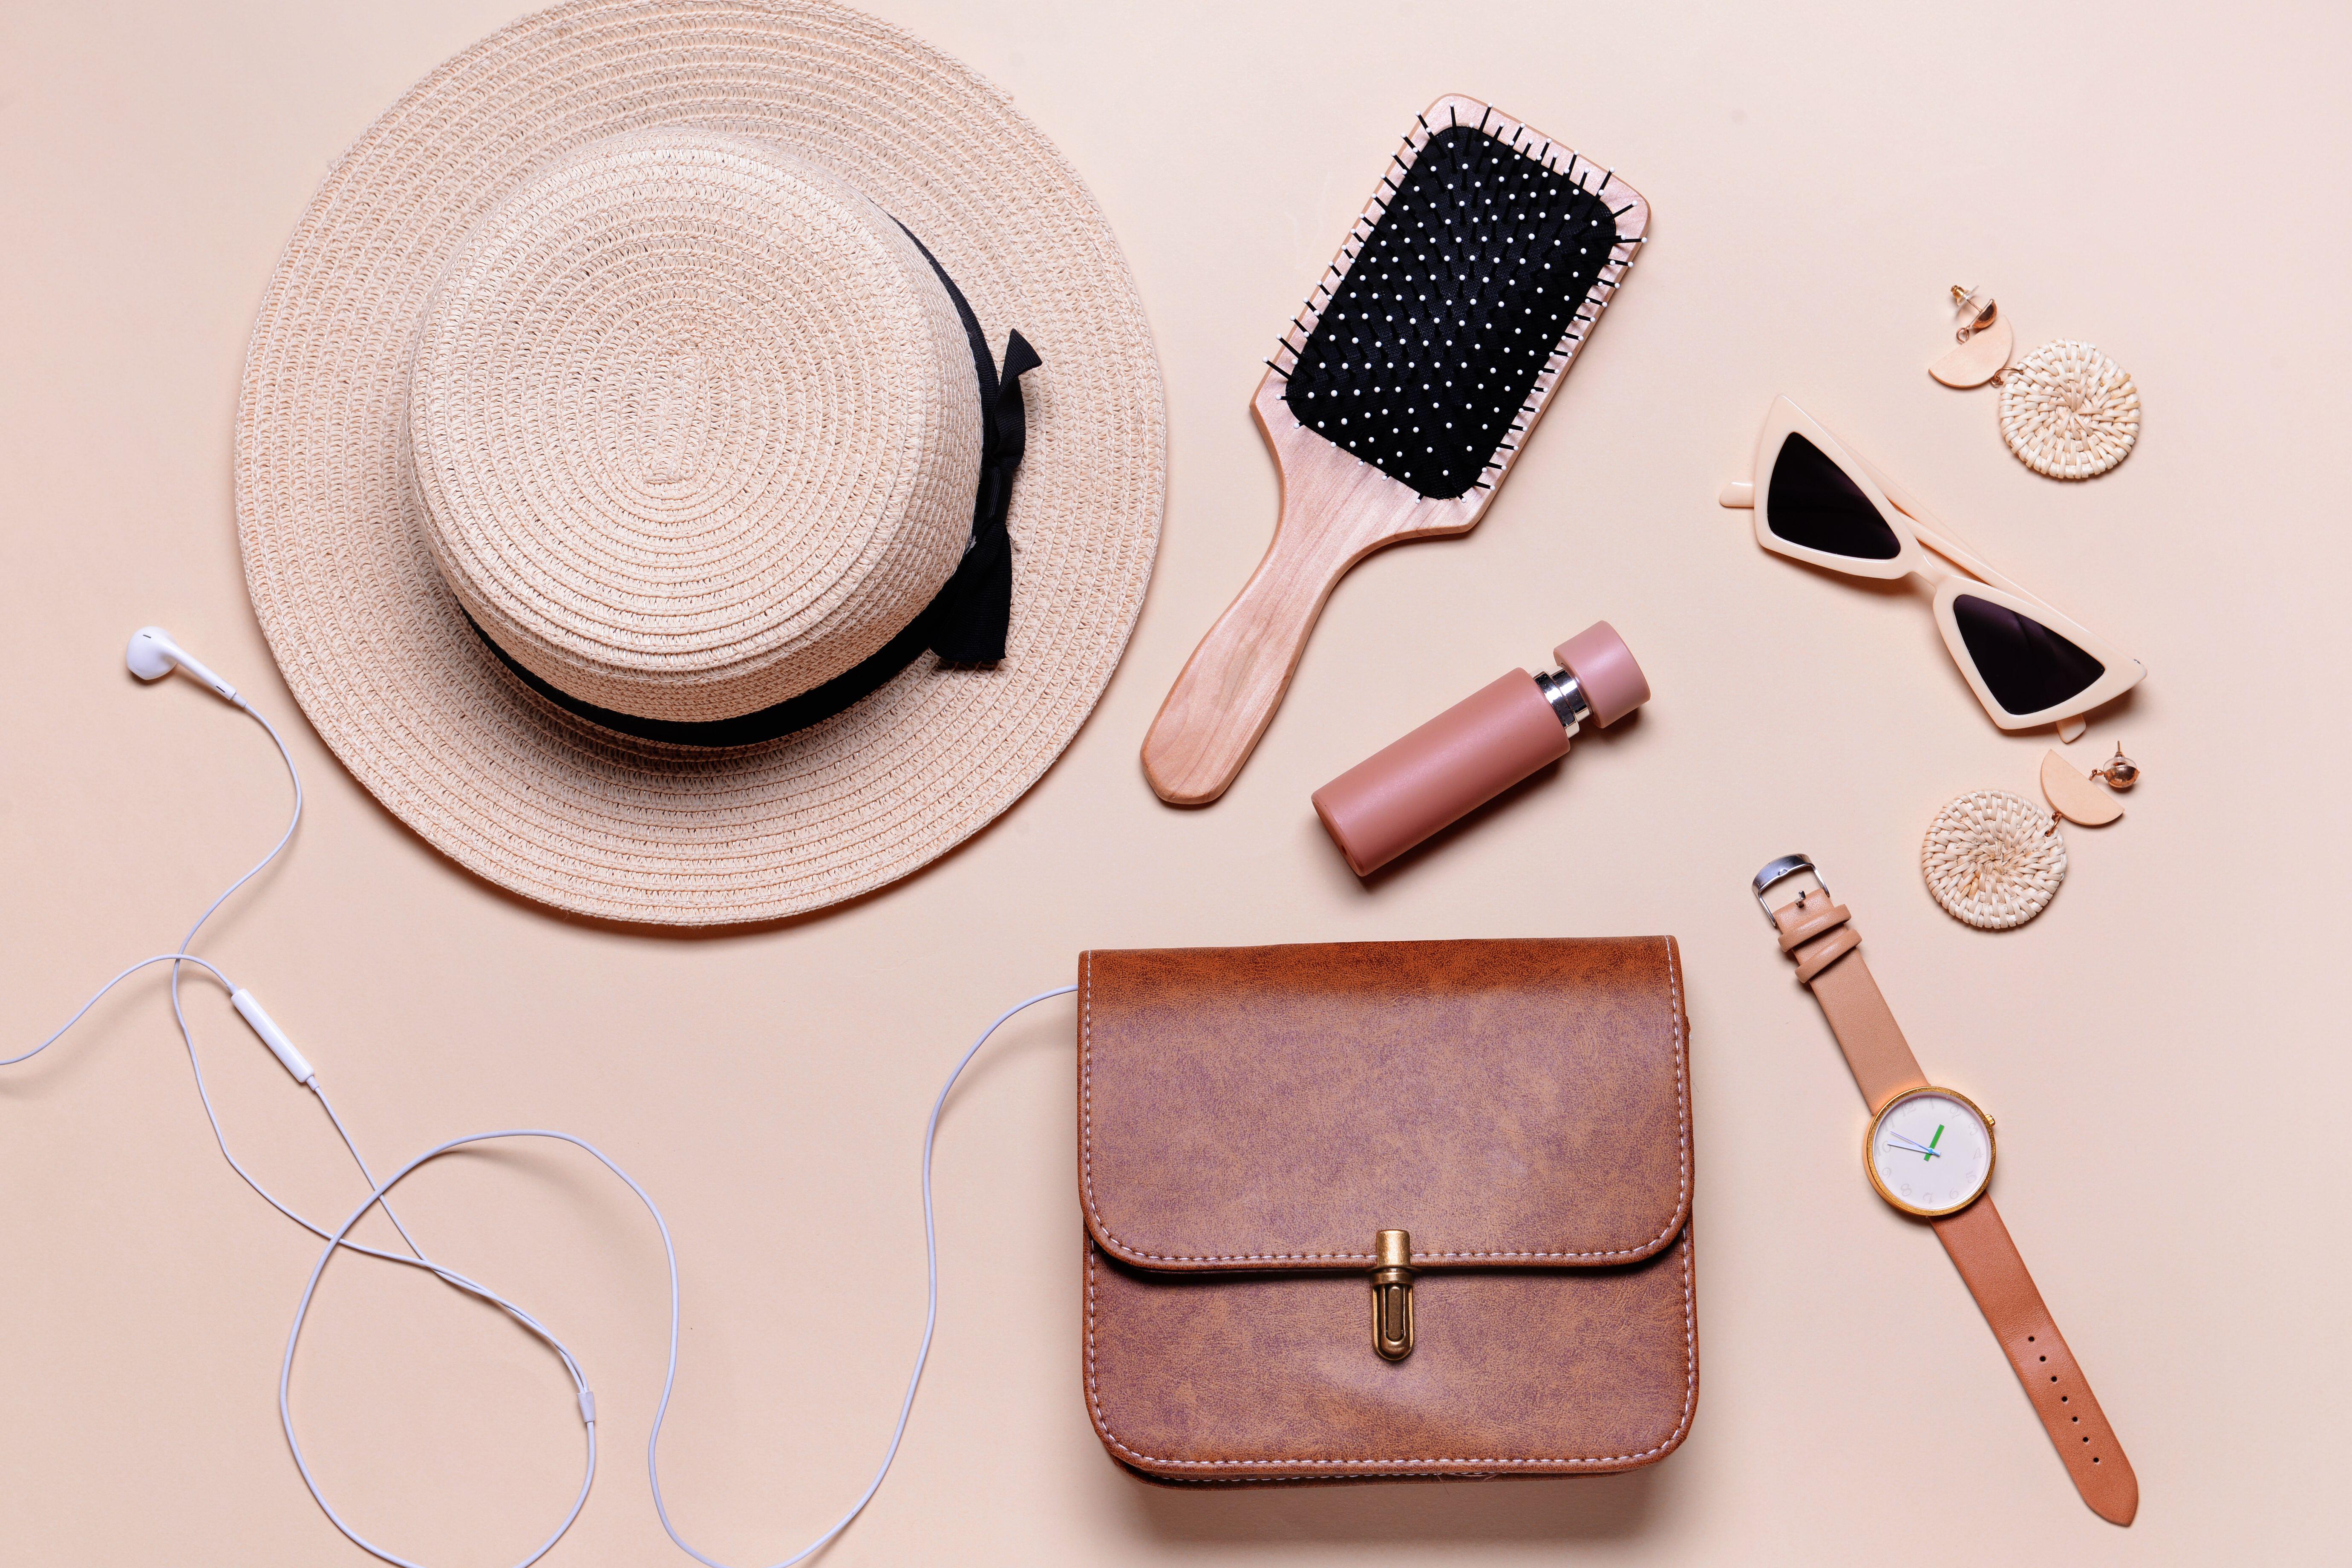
[1867,1088,1995,1217]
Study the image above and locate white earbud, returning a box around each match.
[127,625,237,702]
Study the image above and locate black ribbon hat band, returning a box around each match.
[470,228,1038,748]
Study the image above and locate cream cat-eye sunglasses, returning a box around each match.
[1721,396,2144,736]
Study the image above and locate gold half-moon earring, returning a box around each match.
[2041,744,2143,827]
[2040,750,2123,826]
[1928,287,2014,389]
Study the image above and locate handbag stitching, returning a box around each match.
[1081,937,1698,1471]
[1079,939,1692,1265]
[1084,1228,1697,1471]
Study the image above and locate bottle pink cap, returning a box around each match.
[1553,622,1649,727]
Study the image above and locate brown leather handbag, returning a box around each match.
[1078,937,1697,1483]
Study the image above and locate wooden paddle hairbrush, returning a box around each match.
[1141,95,1649,804]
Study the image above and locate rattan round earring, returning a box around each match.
[1923,789,2067,929]
[1929,286,2139,480]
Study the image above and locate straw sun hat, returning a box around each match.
[235,0,1165,925]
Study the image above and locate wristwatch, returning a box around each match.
[1753,854,2139,1526]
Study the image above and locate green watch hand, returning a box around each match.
[1925,1123,1944,1162]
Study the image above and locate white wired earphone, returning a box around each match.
[8,627,1075,1568]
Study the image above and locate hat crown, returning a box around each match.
[405,128,982,724]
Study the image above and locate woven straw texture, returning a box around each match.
[1922,790,2068,930]
[1998,338,2139,479]
[235,0,1166,926]
[409,128,984,724]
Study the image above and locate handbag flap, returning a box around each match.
[1079,938,1689,1273]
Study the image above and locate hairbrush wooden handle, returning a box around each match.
[1141,380,1477,804]
[1144,92,1650,806]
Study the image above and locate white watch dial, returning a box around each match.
[1867,1088,1994,1217]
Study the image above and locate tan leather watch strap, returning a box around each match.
[1763,870,2139,1526]
[1933,1199,2139,1524]
[1770,894,1927,1111]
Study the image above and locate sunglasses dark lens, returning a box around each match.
[1764,433,1902,560]
[1950,594,2106,715]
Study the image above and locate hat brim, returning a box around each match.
[235,0,1165,925]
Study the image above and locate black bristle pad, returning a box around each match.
[1283,125,1619,500]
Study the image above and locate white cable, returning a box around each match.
[276,987,1074,1568]
[160,696,348,1240]
[648,984,1075,1568]
[6,945,594,1356]
[13,693,554,1323]
[284,1116,603,1568]
[2,951,240,1066]
[11,677,1076,1568]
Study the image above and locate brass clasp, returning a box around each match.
[1370,1229,1415,1362]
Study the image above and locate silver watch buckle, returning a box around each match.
[1752,853,1827,920]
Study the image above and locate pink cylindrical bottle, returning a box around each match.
[1311,622,1650,876]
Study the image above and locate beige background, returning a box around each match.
[3,1,2345,1562]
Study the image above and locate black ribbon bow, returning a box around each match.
[465,231,1040,749]
[925,328,1041,665]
